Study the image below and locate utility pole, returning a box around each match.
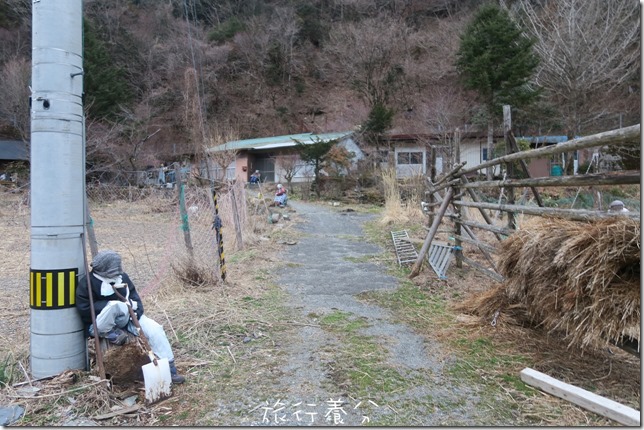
[30,0,86,378]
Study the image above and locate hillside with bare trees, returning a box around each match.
[0,0,639,173]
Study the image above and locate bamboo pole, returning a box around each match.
[445,216,514,236]
[457,124,640,177]
[450,233,497,254]
[409,187,454,279]
[457,171,641,189]
[460,255,504,282]
[452,199,639,221]
[428,161,466,192]
[229,185,243,250]
[81,233,106,381]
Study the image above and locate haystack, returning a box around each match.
[461,216,640,350]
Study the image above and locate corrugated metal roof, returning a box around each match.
[0,140,28,161]
[208,131,353,152]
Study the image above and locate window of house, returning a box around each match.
[481,148,488,161]
[397,151,423,165]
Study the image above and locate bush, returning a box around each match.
[209,18,245,44]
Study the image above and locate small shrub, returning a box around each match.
[208,18,245,44]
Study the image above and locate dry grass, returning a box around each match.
[378,168,425,226]
[457,216,640,351]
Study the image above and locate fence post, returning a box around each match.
[212,186,226,281]
[428,145,437,227]
[453,182,463,268]
[175,163,194,259]
[230,184,243,250]
[84,200,99,258]
[453,128,463,267]
[504,105,516,230]
[410,187,454,279]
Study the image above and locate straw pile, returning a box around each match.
[466,216,640,350]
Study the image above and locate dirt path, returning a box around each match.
[232,201,498,426]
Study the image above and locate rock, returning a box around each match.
[0,405,25,426]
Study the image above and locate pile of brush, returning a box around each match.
[461,216,640,351]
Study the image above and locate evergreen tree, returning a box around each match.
[294,137,337,198]
[456,4,538,177]
[83,19,131,119]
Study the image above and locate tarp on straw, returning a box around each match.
[477,216,639,350]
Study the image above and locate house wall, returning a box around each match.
[273,137,365,184]
[526,158,550,177]
[460,139,503,176]
[394,143,425,177]
[234,154,248,182]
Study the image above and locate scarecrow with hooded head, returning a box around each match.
[249,170,261,184]
[608,200,630,213]
[274,183,287,207]
[76,250,185,384]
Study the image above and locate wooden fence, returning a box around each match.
[410,123,640,280]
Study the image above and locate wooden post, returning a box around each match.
[460,175,504,241]
[487,118,494,181]
[504,105,516,229]
[428,145,437,227]
[508,131,544,207]
[454,128,461,173]
[452,177,463,268]
[410,187,454,279]
[230,185,243,250]
[175,163,194,258]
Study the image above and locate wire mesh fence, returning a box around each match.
[84,179,254,294]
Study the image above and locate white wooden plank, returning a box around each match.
[520,367,640,426]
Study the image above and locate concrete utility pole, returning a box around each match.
[30,0,86,378]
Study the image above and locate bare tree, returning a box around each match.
[0,56,30,142]
[420,86,472,167]
[274,153,302,189]
[85,117,125,177]
[508,0,640,172]
[326,14,411,110]
[206,127,239,182]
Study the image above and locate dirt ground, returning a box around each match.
[0,188,640,426]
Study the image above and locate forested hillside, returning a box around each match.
[0,0,639,171]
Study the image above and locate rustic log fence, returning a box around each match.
[409,123,640,280]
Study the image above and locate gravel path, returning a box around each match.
[243,200,490,426]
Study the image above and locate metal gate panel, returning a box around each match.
[427,241,454,280]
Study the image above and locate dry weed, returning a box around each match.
[378,168,426,226]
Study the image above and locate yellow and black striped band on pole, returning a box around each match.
[30,268,78,309]
[212,188,226,281]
